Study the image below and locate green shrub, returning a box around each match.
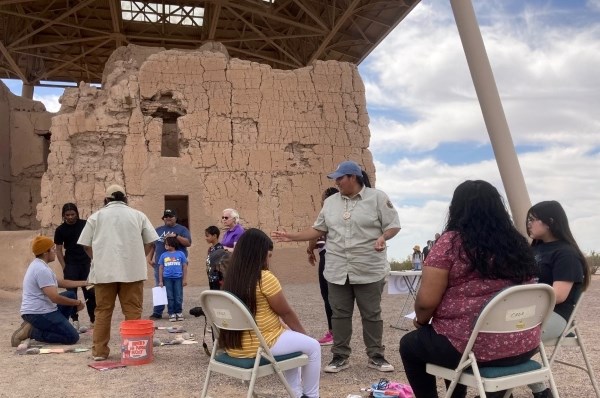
[586,251,600,275]
[390,256,413,271]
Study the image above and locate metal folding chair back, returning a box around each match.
[544,292,600,397]
[426,284,559,398]
[199,290,308,398]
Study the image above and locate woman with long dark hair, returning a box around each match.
[400,180,540,398]
[526,200,590,398]
[221,228,320,398]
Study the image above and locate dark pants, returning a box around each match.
[318,251,332,330]
[400,325,537,398]
[22,291,79,345]
[328,277,385,359]
[63,263,96,322]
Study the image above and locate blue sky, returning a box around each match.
[3,0,599,260]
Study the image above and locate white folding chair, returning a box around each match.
[426,284,559,398]
[545,292,600,398]
[199,290,309,398]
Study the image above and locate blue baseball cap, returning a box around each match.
[327,161,362,179]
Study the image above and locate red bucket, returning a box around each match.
[120,320,154,365]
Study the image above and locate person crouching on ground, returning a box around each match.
[12,236,89,347]
[220,228,321,398]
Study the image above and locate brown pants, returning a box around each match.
[93,281,144,358]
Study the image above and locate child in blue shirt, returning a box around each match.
[158,237,188,322]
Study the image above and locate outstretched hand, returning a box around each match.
[271,230,291,242]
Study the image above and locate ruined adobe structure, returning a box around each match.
[3,43,375,288]
[0,81,52,230]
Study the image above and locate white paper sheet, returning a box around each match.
[152,286,168,306]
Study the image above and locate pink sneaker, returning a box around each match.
[318,330,333,346]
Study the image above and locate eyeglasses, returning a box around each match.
[164,215,174,218]
[221,216,230,220]
[527,216,539,224]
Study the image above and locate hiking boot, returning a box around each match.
[11,321,33,347]
[149,313,162,320]
[324,355,350,373]
[533,388,553,398]
[176,313,184,321]
[367,355,394,372]
[317,330,333,346]
[169,314,177,322]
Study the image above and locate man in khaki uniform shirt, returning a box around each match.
[78,184,159,360]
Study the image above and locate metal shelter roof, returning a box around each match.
[0,0,420,86]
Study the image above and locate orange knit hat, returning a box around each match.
[32,235,54,256]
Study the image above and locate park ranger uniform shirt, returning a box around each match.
[313,186,401,285]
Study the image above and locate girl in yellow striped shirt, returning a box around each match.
[220,228,321,398]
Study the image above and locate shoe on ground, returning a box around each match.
[367,355,394,372]
[189,307,205,317]
[93,356,107,361]
[533,388,553,398]
[176,313,184,321]
[72,320,80,330]
[11,321,33,347]
[169,314,177,322]
[324,355,350,373]
[149,313,162,320]
[317,330,333,346]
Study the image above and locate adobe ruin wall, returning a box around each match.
[30,43,375,285]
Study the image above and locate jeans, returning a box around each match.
[327,277,385,359]
[164,277,183,315]
[318,251,332,331]
[21,291,79,345]
[64,262,96,322]
[400,324,537,398]
[93,281,144,358]
[152,265,165,316]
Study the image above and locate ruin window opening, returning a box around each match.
[161,117,180,157]
[164,195,189,230]
[42,132,51,171]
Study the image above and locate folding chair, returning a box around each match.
[426,284,559,398]
[199,290,309,398]
[545,292,600,398]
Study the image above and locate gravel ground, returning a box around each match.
[1,276,599,397]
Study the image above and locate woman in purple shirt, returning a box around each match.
[221,208,244,252]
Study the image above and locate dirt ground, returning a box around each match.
[1,275,598,397]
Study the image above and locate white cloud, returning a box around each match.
[362,1,600,260]
[33,93,61,113]
[362,1,600,152]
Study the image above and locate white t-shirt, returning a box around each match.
[78,201,159,283]
[20,258,58,314]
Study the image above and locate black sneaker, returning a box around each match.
[324,355,350,373]
[533,388,553,398]
[367,355,394,372]
[149,313,162,320]
[189,307,205,317]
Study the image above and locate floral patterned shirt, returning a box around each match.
[428,231,541,361]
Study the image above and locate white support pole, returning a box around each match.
[21,83,34,99]
[450,0,531,236]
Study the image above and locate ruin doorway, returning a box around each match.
[164,195,189,229]
[161,118,179,157]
